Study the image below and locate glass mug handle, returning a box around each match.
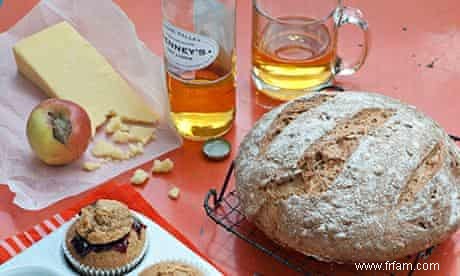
[334,6,370,76]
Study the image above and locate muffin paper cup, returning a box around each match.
[62,228,149,276]
[139,258,212,276]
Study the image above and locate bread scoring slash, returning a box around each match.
[235,91,460,263]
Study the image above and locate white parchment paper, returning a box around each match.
[0,0,182,210]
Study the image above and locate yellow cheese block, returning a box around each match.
[13,21,159,134]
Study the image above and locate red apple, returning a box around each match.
[26,99,92,165]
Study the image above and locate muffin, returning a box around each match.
[63,199,147,275]
[140,261,204,276]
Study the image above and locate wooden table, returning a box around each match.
[1,0,459,275]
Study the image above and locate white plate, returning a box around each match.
[0,212,221,275]
[1,265,64,276]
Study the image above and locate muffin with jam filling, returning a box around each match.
[63,199,147,274]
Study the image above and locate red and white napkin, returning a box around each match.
[0,181,223,275]
[0,213,70,260]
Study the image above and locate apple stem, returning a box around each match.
[48,112,72,145]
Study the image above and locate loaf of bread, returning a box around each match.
[235,92,460,263]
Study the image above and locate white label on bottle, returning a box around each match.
[163,20,219,72]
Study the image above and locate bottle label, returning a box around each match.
[163,20,219,72]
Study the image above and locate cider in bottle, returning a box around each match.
[162,0,236,141]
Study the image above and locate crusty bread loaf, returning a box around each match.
[235,92,460,263]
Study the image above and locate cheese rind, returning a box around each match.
[13,22,159,134]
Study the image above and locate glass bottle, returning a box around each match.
[162,0,237,141]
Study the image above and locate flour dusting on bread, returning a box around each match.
[235,92,460,263]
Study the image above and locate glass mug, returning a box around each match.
[252,0,369,101]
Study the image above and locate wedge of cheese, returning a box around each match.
[13,21,159,134]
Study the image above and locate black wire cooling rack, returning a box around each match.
[204,161,442,275]
[203,86,460,275]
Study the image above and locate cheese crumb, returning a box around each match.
[112,130,130,144]
[120,123,130,132]
[168,187,180,200]
[128,143,144,158]
[128,125,156,144]
[91,140,127,160]
[152,158,174,173]
[82,162,102,172]
[130,169,149,185]
[105,116,124,134]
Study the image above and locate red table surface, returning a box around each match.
[1,0,459,275]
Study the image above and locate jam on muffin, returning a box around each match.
[140,261,204,276]
[64,199,147,271]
